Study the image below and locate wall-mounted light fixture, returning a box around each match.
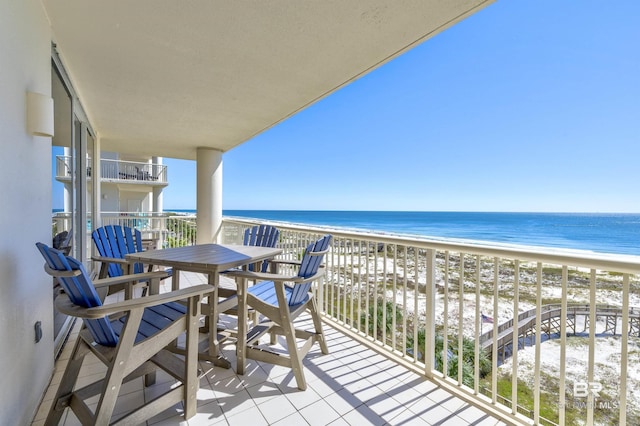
[27,91,54,137]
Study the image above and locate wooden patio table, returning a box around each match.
[126,243,282,371]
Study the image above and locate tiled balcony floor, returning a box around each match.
[32,272,508,426]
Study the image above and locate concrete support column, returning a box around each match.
[152,187,163,213]
[152,156,163,213]
[63,183,72,213]
[92,134,101,229]
[63,147,72,213]
[196,148,223,244]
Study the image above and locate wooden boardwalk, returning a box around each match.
[479,304,640,363]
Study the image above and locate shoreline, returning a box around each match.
[53,209,640,256]
[222,214,640,261]
[223,210,640,257]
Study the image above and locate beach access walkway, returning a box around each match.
[479,304,640,363]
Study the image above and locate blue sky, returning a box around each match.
[55,1,640,212]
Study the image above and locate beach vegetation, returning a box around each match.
[406,328,491,388]
[165,217,196,247]
[361,299,403,342]
[488,370,627,425]
[325,234,640,423]
[488,375,564,424]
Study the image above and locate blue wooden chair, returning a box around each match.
[219,224,280,299]
[52,228,72,256]
[225,234,332,390]
[92,225,171,297]
[36,242,210,425]
[243,224,280,272]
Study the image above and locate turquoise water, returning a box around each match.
[62,208,640,256]
[213,210,639,256]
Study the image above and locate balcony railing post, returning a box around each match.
[424,248,436,376]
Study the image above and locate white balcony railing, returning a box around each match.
[100,211,197,248]
[55,155,168,184]
[220,217,640,426]
[50,212,640,425]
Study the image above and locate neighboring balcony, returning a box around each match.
[55,155,168,186]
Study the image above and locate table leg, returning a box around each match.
[236,276,248,375]
[148,275,160,296]
[172,268,181,291]
[207,271,233,369]
[167,269,230,368]
[207,272,220,359]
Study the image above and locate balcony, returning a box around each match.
[54,156,168,186]
[45,215,640,425]
[32,273,504,425]
[33,271,506,426]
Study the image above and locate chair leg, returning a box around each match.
[183,295,202,420]
[45,339,87,425]
[143,276,161,387]
[308,297,328,354]
[250,309,259,328]
[144,371,157,387]
[94,310,144,425]
[271,284,307,390]
[270,328,277,345]
[281,314,307,391]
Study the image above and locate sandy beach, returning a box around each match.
[335,251,640,425]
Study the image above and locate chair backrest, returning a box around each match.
[243,224,279,247]
[52,229,72,255]
[243,225,280,272]
[92,225,144,277]
[289,234,332,306]
[36,242,118,347]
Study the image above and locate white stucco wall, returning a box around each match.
[0,1,54,424]
[100,184,121,211]
[120,190,151,213]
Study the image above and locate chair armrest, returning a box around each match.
[91,255,130,265]
[218,269,326,312]
[223,268,325,284]
[92,271,170,290]
[262,248,329,269]
[267,259,301,267]
[222,269,301,282]
[56,284,213,319]
[46,266,167,293]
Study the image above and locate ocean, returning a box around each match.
[56,208,640,255]
[177,210,640,256]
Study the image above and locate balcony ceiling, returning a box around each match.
[44,0,493,160]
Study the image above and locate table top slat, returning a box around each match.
[125,244,282,272]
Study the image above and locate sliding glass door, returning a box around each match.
[71,119,91,264]
[51,51,96,357]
